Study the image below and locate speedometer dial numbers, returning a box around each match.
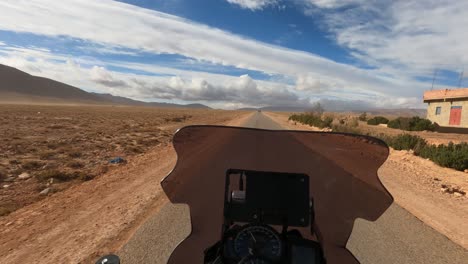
[234,225,282,261]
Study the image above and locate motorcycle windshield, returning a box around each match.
[161,126,393,264]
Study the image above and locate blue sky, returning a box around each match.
[0,0,467,109]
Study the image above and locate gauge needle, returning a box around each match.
[249,232,256,243]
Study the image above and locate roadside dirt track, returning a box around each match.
[0,112,253,263]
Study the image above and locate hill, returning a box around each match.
[0,64,210,109]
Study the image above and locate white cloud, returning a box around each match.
[90,66,127,87]
[0,0,442,108]
[301,0,364,9]
[0,46,309,107]
[0,0,426,99]
[295,74,330,92]
[226,0,279,10]
[308,0,468,79]
[0,45,423,108]
[77,45,139,56]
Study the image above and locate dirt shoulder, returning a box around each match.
[0,106,253,263]
[264,111,468,249]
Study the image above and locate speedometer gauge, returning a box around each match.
[234,224,282,260]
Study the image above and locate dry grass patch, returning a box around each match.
[0,203,18,217]
[0,104,246,216]
[22,160,43,170]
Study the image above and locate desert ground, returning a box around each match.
[0,104,248,217]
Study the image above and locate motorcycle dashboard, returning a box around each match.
[225,169,310,227]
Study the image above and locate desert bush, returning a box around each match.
[387,116,435,131]
[68,151,82,158]
[367,116,389,125]
[75,172,94,181]
[47,142,60,149]
[358,112,368,121]
[37,170,76,182]
[417,142,468,171]
[127,146,144,153]
[349,117,359,128]
[289,113,333,128]
[0,203,18,217]
[9,159,21,165]
[332,125,363,135]
[47,124,66,129]
[306,102,325,117]
[99,165,109,174]
[382,135,466,171]
[165,115,191,123]
[323,116,334,128]
[312,117,465,171]
[22,160,44,170]
[387,134,427,151]
[39,151,56,160]
[0,168,6,180]
[67,161,84,169]
[0,207,11,217]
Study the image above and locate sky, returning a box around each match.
[0,0,467,109]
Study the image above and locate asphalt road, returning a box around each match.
[118,112,467,264]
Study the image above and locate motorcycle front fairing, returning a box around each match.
[161,126,393,263]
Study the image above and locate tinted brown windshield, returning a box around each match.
[161,126,393,264]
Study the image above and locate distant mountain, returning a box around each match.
[260,106,310,112]
[246,98,426,117]
[92,93,211,109]
[0,64,210,109]
[366,108,426,118]
[238,107,259,111]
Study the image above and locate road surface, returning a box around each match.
[118,112,467,263]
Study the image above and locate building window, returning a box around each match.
[435,106,441,115]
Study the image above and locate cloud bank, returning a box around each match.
[2,0,462,108]
[304,0,468,77]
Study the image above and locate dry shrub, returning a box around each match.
[47,124,66,129]
[22,160,43,170]
[0,203,18,216]
[67,161,84,169]
[39,151,56,160]
[127,146,144,154]
[0,168,6,180]
[77,172,95,181]
[37,170,75,182]
[68,151,82,158]
[349,118,359,128]
[37,169,94,182]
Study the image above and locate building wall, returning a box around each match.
[426,100,468,127]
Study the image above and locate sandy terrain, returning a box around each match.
[0,104,248,217]
[264,111,468,249]
[0,104,253,263]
